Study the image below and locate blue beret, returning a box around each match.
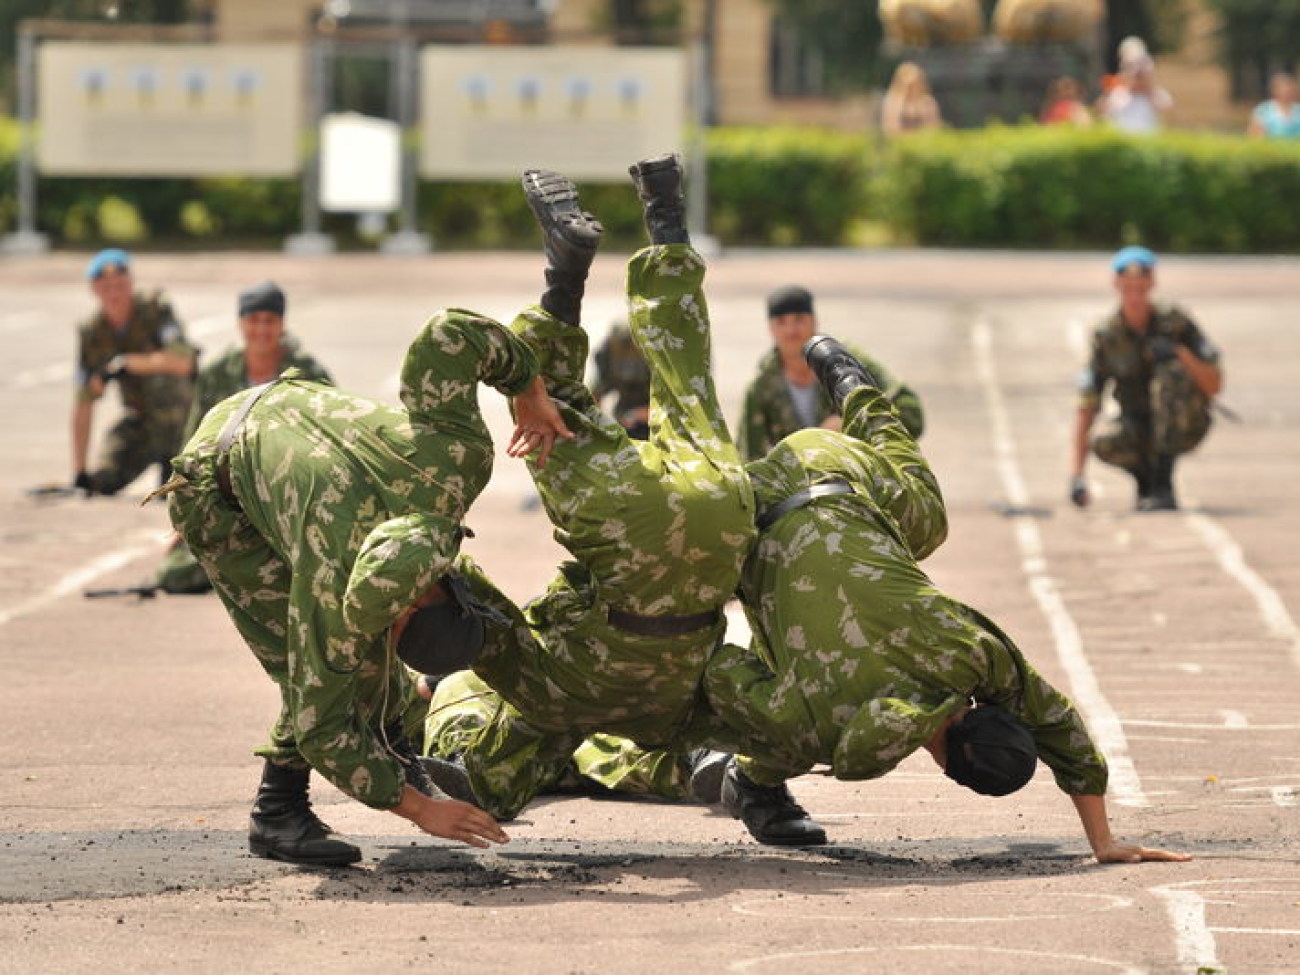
[1112,245,1157,274]
[86,248,131,280]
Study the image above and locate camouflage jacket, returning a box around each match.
[710,385,1108,796]
[182,337,334,443]
[1078,303,1221,416]
[76,289,196,429]
[736,345,924,461]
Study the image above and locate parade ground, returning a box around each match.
[1,245,1297,974]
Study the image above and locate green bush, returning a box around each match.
[873,126,1300,252]
[4,114,1300,253]
[706,127,871,245]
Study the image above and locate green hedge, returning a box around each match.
[874,125,1300,252]
[3,116,1300,253]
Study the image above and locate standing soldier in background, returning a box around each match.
[1070,247,1223,512]
[71,249,197,495]
[737,285,923,461]
[590,319,651,440]
[154,281,334,595]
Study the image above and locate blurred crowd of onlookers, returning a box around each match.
[881,35,1299,140]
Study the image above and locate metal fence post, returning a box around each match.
[3,25,50,255]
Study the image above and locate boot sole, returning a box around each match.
[249,840,362,866]
[521,170,603,249]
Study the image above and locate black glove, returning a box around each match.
[1148,336,1178,364]
[73,471,95,495]
[1069,475,1089,508]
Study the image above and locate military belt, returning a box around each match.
[607,606,721,637]
[756,479,856,532]
[214,379,282,511]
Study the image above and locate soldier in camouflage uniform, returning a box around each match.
[161,307,569,863]
[1070,247,1224,512]
[705,336,1190,863]
[590,319,651,440]
[154,281,333,595]
[736,284,923,461]
[421,158,756,820]
[72,249,197,496]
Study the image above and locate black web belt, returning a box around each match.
[214,379,282,511]
[607,606,721,637]
[755,479,856,532]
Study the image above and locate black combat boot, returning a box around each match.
[720,759,828,847]
[418,754,480,806]
[248,761,362,866]
[1132,468,1153,509]
[628,154,689,245]
[521,169,603,327]
[686,749,732,804]
[803,335,881,412]
[1139,453,1178,511]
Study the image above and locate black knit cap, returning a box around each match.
[238,280,286,318]
[395,601,485,678]
[766,285,814,319]
[943,705,1038,796]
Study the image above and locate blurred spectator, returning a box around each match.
[590,320,650,440]
[1247,71,1300,140]
[1098,36,1172,134]
[881,61,943,137]
[1040,76,1093,126]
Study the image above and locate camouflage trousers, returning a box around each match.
[154,538,213,594]
[92,412,186,495]
[424,670,695,800]
[1092,363,1212,474]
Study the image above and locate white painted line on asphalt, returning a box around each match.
[1184,510,1300,671]
[973,317,1146,807]
[1150,886,1221,975]
[1268,786,1297,807]
[1211,926,1300,935]
[1125,719,1300,731]
[732,890,1133,922]
[0,309,44,335]
[1218,709,1249,728]
[730,945,1143,973]
[0,532,165,629]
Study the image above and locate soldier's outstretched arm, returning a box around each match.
[1070,793,1191,864]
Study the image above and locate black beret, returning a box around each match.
[238,281,286,318]
[766,285,814,318]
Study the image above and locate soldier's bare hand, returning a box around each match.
[508,377,574,467]
[1069,475,1090,508]
[393,787,509,849]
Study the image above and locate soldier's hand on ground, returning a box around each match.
[1094,839,1192,864]
[419,797,509,849]
[1147,336,1178,364]
[508,377,574,467]
[1069,475,1090,508]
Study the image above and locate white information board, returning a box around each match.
[37,42,302,177]
[419,45,687,180]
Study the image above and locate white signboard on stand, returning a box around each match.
[319,113,401,213]
[419,46,686,180]
[37,42,302,176]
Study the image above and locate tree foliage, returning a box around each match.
[763,0,885,93]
